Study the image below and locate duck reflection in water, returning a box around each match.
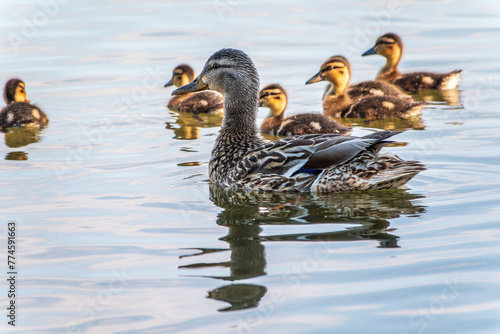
[179,185,426,312]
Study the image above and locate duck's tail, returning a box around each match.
[440,69,462,90]
[312,151,425,193]
[401,101,426,118]
[365,155,426,190]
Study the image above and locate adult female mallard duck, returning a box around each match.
[0,78,49,129]
[164,64,224,114]
[306,55,425,119]
[259,83,350,136]
[172,48,424,192]
[362,33,462,92]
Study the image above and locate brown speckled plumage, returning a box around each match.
[1,78,48,129]
[306,56,425,119]
[363,33,462,92]
[259,84,350,136]
[165,64,224,114]
[172,48,424,192]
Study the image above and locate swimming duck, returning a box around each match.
[259,83,350,136]
[0,78,49,129]
[172,48,424,192]
[362,33,462,92]
[164,64,224,114]
[306,55,425,119]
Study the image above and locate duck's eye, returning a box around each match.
[212,63,220,69]
[264,92,270,97]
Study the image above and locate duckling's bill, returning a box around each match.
[305,72,324,85]
[164,78,173,87]
[362,46,377,56]
[172,76,208,95]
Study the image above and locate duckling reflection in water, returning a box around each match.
[165,111,223,140]
[164,64,224,114]
[259,83,350,136]
[4,127,43,148]
[362,33,462,92]
[1,78,49,129]
[172,48,425,192]
[306,55,425,119]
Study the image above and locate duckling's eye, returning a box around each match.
[339,70,344,74]
[212,63,220,70]
[264,92,270,97]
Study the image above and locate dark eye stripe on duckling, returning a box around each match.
[260,89,282,99]
[376,38,396,45]
[321,62,345,73]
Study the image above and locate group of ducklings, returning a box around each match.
[1,33,461,193]
[163,33,461,192]
[164,33,461,138]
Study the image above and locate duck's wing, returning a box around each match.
[238,131,399,178]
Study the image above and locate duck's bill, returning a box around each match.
[305,72,324,85]
[172,76,209,95]
[164,78,173,87]
[362,46,377,56]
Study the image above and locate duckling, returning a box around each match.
[259,84,350,136]
[306,56,425,119]
[171,48,424,192]
[362,33,462,92]
[0,78,49,129]
[164,64,223,114]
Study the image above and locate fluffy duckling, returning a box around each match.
[0,78,49,129]
[362,33,462,92]
[259,84,350,136]
[164,64,223,114]
[171,48,424,192]
[306,56,425,119]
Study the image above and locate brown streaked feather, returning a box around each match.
[392,70,462,92]
[168,91,224,114]
[277,113,350,136]
[0,102,48,128]
[340,96,425,119]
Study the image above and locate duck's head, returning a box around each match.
[164,64,196,88]
[362,33,403,65]
[172,48,259,99]
[4,78,30,104]
[306,56,352,93]
[259,84,287,116]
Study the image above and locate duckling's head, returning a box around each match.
[259,84,288,117]
[362,33,403,65]
[4,78,30,104]
[306,56,352,93]
[164,64,196,88]
[172,48,259,99]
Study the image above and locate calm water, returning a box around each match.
[1,0,500,333]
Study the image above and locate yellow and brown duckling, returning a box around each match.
[306,56,425,119]
[0,78,49,129]
[362,33,462,92]
[259,84,350,136]
[164,64,224,114]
